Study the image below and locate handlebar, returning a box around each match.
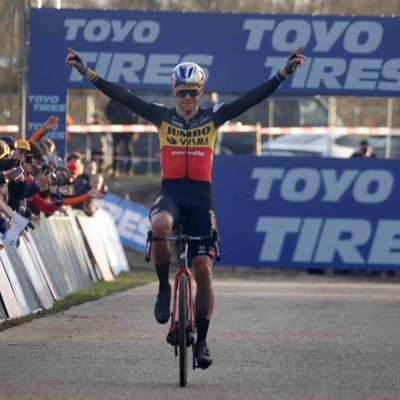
[145,230,221,262]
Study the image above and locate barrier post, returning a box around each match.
[255,122,262,156]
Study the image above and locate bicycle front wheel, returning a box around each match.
[178,273,188,387]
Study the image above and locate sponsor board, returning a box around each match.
[212,156,400,270]
[97,194,150,253]
[28,9,400,157]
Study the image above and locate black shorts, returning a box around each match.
[149,179,217,259]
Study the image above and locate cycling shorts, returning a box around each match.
[149,179,217,259]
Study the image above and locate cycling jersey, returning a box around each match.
[94,75,282,183]
[94,74,283,257]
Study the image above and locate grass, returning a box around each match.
[0,269,157,332]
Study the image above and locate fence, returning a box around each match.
[0,206,129,323]
[2,91,400,173]
[2,93,400,127]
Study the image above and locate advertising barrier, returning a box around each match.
[0,208,129,323]
[27,8,400,158]
[212,156,400,271]
[97,194,150,253]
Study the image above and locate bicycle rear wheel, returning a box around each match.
[178,273,188,387]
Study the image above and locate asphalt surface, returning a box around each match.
[1,271,400,400]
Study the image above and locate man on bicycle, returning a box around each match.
[66,46,307,369]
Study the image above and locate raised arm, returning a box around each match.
[214,46,307,126]
[65,48,158,123]
[30,115,60,142]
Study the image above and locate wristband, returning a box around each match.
[88,72,99,83]
[275,70,287,82]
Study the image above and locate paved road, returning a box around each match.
[1,273,400,400]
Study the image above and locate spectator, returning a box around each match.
[66,161,80,183]
[14,139,31,162]
[30,115,59,140]
[0,184,12,235]
[26,159,105,217]
[44,154,59,173]
[0,183,9,204]
[351,139,378,158]
[105,97,140,176]
[0,140,11,159]
[73,172,107,216]
[7,139,31,211]
[83,160,97,177]
[41,138,56,155]
[74,160,107,196]
[18,119,105,216]
[90,109,113,173]
[66,152,84,175]
[55,166,72,195]
[0,136,17,158]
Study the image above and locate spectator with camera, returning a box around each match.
[7,139,32,211]
[26,115,108,214]
[0,137,28,186]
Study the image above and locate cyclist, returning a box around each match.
[66,46,307,369]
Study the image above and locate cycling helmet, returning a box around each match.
[171,62,205,87]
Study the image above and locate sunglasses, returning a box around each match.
[176,89,200,98]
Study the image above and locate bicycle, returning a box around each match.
[145,222,220,387]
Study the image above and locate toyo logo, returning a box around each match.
[251,167,394,203]
[251,167,400,265]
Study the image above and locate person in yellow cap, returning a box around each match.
[10,139,32,178]
[16,139,31,153]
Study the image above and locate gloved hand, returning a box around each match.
[283,46,307,74]
[50,193,63,206]
[70,54,88,75]
[284,53,299,74]
[66,48,88,75]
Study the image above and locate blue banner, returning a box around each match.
[29,8,400,95]
[28,8,400,156]
[212,156,400,271]
[97,194,150,253]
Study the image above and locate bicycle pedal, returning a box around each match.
[166,330,176,346]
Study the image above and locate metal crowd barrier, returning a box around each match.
[0,206,129,323]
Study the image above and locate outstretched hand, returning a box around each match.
[88,188,106,199]
[43,115,59,131]
[65,48,88,75]
[284,46,307,74]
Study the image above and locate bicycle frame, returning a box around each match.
[171,237,195,334]
[145,229,220,386]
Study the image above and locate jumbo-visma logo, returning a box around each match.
[164,124,212,147]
